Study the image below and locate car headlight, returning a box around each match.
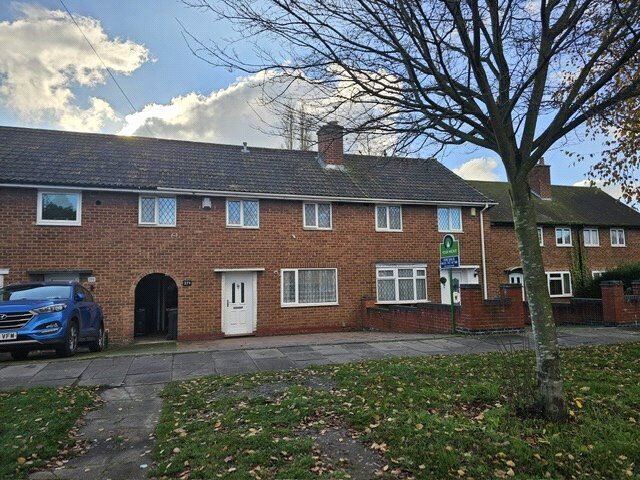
[33,304,67,314]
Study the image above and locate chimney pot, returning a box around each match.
[317,122,344,168]
[528,157,552,199]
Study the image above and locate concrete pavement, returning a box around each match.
[1,326,638,390]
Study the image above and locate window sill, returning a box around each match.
[281,302,339,308]
[226,225,260,230]
[375,229,403,233]
[303,227,333,231]
[37,221,81,227]
[583,244,600,248]
[438,230,463,234]
[611,244,627,248]
[138,224,176,228]
[555,244,573,247]
[549,294,573,298]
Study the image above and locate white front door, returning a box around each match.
[222,272,256,335]
[440,267,479,304]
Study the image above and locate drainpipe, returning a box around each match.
[479,203,490,300]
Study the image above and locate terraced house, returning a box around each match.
[0,124,639,343]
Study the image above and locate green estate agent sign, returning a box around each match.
[439,234,460,331]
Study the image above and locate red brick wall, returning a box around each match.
[485,223,640,298]
[0,187,486,343]
[602,281,640,325]
[362,298,455,334]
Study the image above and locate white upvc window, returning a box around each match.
[437,207,463,232]
[376,264,428,304]
[226,199,260,228]
[610,228,626,247]
[546,271,572,297]
[555,227,572,246]
[303,202,332,230]
[281,268,338,307]
[138,195,177,226]
[583,228,600,247]
[37,190,82,226]
[375,204,402,232]
[592,270,605,279]
[537,227,544,246]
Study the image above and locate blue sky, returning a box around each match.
[0,1,615,193]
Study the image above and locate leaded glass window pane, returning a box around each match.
[450,208,462,230]
[377,270,394,277]
[140,197,156,223]
[227,200,241,225]
[376,206,387,229]
[304,203,316,227]
[42,193,78,221]
[296,269,336,304]
[388,206,402,230]
[398,279,414,301]
[157,197,176,225]
[416,279,427,300]
[437,208,449,231]
[243,200,259,227]
[282,271,296,304]
[317,204,331,228]
[377,279,395,301]
[398,268,413,278]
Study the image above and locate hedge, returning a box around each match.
[574,262,640,298]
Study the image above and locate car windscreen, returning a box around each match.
[0,286,72,302]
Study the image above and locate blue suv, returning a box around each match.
[0,282,105,360]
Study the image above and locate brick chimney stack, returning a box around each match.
[317,122,344,168]
[528,158,552,200]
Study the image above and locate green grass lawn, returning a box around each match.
[155,343,640,479]
[0,386,97,479]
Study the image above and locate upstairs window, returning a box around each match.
[547,271,572,297]
[555,227,572,246]
[37,191,82,226]
[303,203,332,230]
[139,195,177,226]
[376,264,427,303]
[610,228,626,247]
[375,205,402,232]
[537,227,544,246]
[583,228,600,247]
[227,199,259,228]
[438,207,462,232]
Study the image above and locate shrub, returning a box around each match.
[574,262,640,298]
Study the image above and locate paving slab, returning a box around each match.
[247,348,285,359]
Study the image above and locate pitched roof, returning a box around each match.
[0,126,490,205]
[470,180,640,227]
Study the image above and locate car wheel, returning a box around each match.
[10,350,29,361]
[88,325,105,352]
[56,320,79,358]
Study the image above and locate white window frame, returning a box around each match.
[138,195,177,227]
[555,227,572,247]
[546,271,572,298]
[375,264,428,304]
[280,268,339,307]
[37,190,82,226]
[537,226,544,246]
[226,199,260,229]
[592,270,605,279]
[437,207,463,233]
[0,269,8,289]
[375,204,403,232]
[303,202,332,230]
[610,228,626,247]
[583,228,600,247]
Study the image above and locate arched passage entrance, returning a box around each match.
[134,273,178,340]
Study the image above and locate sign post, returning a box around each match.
[439,234,460,332]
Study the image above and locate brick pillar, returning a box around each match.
[632,280,640,296]
[500,283,525,328]
[458,284,483,331]
[601,280,624,325]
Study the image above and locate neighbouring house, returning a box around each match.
[0,124,639,343]
[470,160,640,300]
[0,124,493,343]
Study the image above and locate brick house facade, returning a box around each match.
[1,126,639,343]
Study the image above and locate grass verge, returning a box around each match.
[155,343,639,479]
[0,386,97,479]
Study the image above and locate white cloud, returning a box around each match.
[453,157,502,181]
[0,3,148,131]
[573,179,624,200]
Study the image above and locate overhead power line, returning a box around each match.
[58,0,153,137]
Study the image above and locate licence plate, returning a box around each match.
[0,332,17,341]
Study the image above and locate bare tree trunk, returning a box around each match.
[510,180,568,420]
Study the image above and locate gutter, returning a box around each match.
[479,203,490,300]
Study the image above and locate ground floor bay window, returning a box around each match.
[281,268,338,307]
[376,264,427,304]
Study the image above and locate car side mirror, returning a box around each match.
[75,292,86,302]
